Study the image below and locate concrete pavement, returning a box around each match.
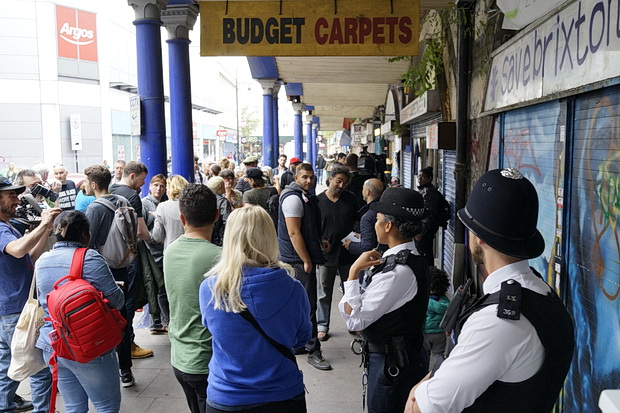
[19,289,364,413]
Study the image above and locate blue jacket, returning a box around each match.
[277,183,325,265]
[349,199,385,256]
[200,266,311,407]
[35,242,124,353]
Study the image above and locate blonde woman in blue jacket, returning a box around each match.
[200,206,312,413]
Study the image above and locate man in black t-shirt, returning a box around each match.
[53,164,76,210]
[316,164,358,341]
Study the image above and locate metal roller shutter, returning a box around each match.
[441,150,456,275]
[564,85,620,413]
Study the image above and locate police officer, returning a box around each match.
[406,168,574,413]
[339,187,430,413]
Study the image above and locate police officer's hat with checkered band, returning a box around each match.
[458,168,545,259]
[370,187,426,221]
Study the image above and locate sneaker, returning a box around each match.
[317,331,329,342]
[307,351,332,371]
[150,326,168,335]
[13,395,33,412]
[120,372,135,388]
[131,342,154,359]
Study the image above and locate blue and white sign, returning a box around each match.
[130,95,141,136]
[485,0,620,111]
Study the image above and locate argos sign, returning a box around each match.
[56,5,97,62]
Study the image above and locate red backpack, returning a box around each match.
[46,248,126,412]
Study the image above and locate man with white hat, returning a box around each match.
[0,177,61,412]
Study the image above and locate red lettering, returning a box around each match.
[344,18,357,44]
[385,17,398,43]
[399,17,412,43]
[315,18,329,45]
[372,17,385,44]
[329,18,343,44]
[359,17,372,44]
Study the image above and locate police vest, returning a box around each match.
[454,278,574,413]
[361,249,429,350]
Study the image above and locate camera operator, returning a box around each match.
[12,169,58,235]
[0,176,61,412]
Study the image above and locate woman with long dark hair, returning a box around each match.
[35,210,124,412]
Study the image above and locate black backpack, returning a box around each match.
[437,192,452,229]
[266,188,279,230]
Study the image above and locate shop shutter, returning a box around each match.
[502,100,562,278]
[441,150,456,275]
[564,85,620,413]
[403,150,412,188]
[412,113,442,138]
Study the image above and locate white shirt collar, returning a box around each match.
[382,240,419,257]
[483,260,532,294]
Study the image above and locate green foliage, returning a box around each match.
[240,106,259,138]
[389,3,486,97]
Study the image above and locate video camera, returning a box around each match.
[29,183,58,202]
[13,183,57,227]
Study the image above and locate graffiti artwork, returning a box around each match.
[502,101,563,287]
[566,88,620,411]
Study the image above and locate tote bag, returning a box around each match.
[8,273,47,381]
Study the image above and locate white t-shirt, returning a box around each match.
[414,260,548,413]
[281,192,305,218]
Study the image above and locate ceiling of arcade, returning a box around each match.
[198,0,452,131]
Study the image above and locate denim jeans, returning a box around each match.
[43,349,121,413]
[0,313,52,413]
[290,263,320,354]
[317,265,350,333]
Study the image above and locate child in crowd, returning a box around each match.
[423,267,451,374]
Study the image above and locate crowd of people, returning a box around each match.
[0,154,574,413]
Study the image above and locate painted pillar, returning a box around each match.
[161,3,198,182]
[292,102,303,161]
[272,83,281,166]
[305,114,313,166]
[258,79,276,167]
[128,0,168,195]
[312,122,318,171]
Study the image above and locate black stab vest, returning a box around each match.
[361,252,430,350]
[455,285,575,413]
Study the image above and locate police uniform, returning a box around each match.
[415,168,574,413]
[339,241,430,413]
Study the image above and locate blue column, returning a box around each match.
[162,3,198,183]
[312,122,319,170]
[272,83,280,166]
[258,79,276,167]
[130,0,168,196]
[293,110,303,160]
[305,116,313,165]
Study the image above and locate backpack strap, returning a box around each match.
[48,354,59,413]
[69,247,88,280]
[95,196,118,212]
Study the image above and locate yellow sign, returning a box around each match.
[200,0,419,56]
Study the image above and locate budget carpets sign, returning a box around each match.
[485,0,620,111]
[56,5,98,62]
[200,0,419,56]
